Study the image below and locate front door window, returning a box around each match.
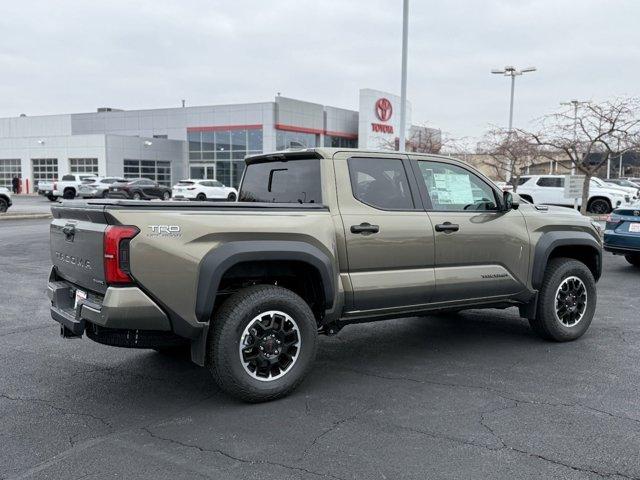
[417,161,498,211]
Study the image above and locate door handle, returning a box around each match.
[434,222,459,233]
[350,223,380,235]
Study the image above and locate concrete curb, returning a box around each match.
[0,213,52,221]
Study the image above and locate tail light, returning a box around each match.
[104,225,139,285]
[606,213,621,225]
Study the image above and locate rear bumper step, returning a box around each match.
[48,267,176,346]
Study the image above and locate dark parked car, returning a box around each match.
[604,206,640,267]
[107,178,172,200]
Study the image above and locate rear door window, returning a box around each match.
[537,177,564,187]
[348,157,414,210]
[239,159,321,203]
[62,175,75,181]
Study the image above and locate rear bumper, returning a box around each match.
[47,267,172,335]
[604,232,640,255]
[604,244,640,255]
[172,192,198,200]
[106,191,131,199]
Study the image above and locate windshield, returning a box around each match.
[239,158,321,203]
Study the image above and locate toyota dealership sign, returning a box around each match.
[358,88,411,150]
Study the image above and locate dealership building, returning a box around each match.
[0,88,435,192]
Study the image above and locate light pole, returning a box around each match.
[398,0,409,152]
[560,99,589,208]
[491,66,537,132]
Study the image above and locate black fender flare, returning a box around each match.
[195,240,336,323]
[531,231,602,290]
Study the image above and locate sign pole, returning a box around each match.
[398,0,409,152]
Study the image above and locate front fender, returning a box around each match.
[531,231,602,290]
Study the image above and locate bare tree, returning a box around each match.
[382,123,443,153]
[476,127,539,189]
[405,125,443,153]
[524,97,640,214]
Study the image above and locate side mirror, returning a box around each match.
[503,191,520,211]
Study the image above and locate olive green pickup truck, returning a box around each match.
[48,148,602,402]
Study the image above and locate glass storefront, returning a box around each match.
[69,158,99,175]
[188,127,262,188]
[0,159,21,189]
[31,158,58,189]
[123,159,172,186]
[275,130,317,150]
[324,135,358,148]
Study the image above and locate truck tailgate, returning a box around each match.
[50,217,108,294]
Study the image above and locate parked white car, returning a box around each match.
[78,177,126,198]
[171,179,237,201]
[602,178,640,199]
[38,174,97,201]
[515,174,631,214]
[0,186,12,212]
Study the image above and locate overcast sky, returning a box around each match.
[1,0,639,139]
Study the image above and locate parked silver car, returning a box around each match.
[79,177,126,198]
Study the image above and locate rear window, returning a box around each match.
[239,159,321,203]
[178,181,195,186]
[62,175,75,181]
[537,177,564,187]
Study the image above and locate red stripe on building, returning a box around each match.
[187,124,262,132]
[274,124,324,135]
[324,130,358,140]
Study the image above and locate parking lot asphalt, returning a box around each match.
[1,218,639,480]
[2,196,54,216]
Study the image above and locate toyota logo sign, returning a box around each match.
[375,98,393,122]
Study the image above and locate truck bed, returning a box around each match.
[51,199,329,221]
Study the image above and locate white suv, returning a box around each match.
[515,174,630,214]
[0,186,12,212]
[171,179,238,201]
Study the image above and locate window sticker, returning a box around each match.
[432,173,474,205]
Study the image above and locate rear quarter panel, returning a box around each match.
[109,207,337,329]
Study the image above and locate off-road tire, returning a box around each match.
[529,257,596,341]
[207,285,318,402]
[625,254,640,268]
[63,188,75,200]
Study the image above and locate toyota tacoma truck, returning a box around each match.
[48,149,602,402]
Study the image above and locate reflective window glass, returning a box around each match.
[416,160,498,211]
[348,158,413,210]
